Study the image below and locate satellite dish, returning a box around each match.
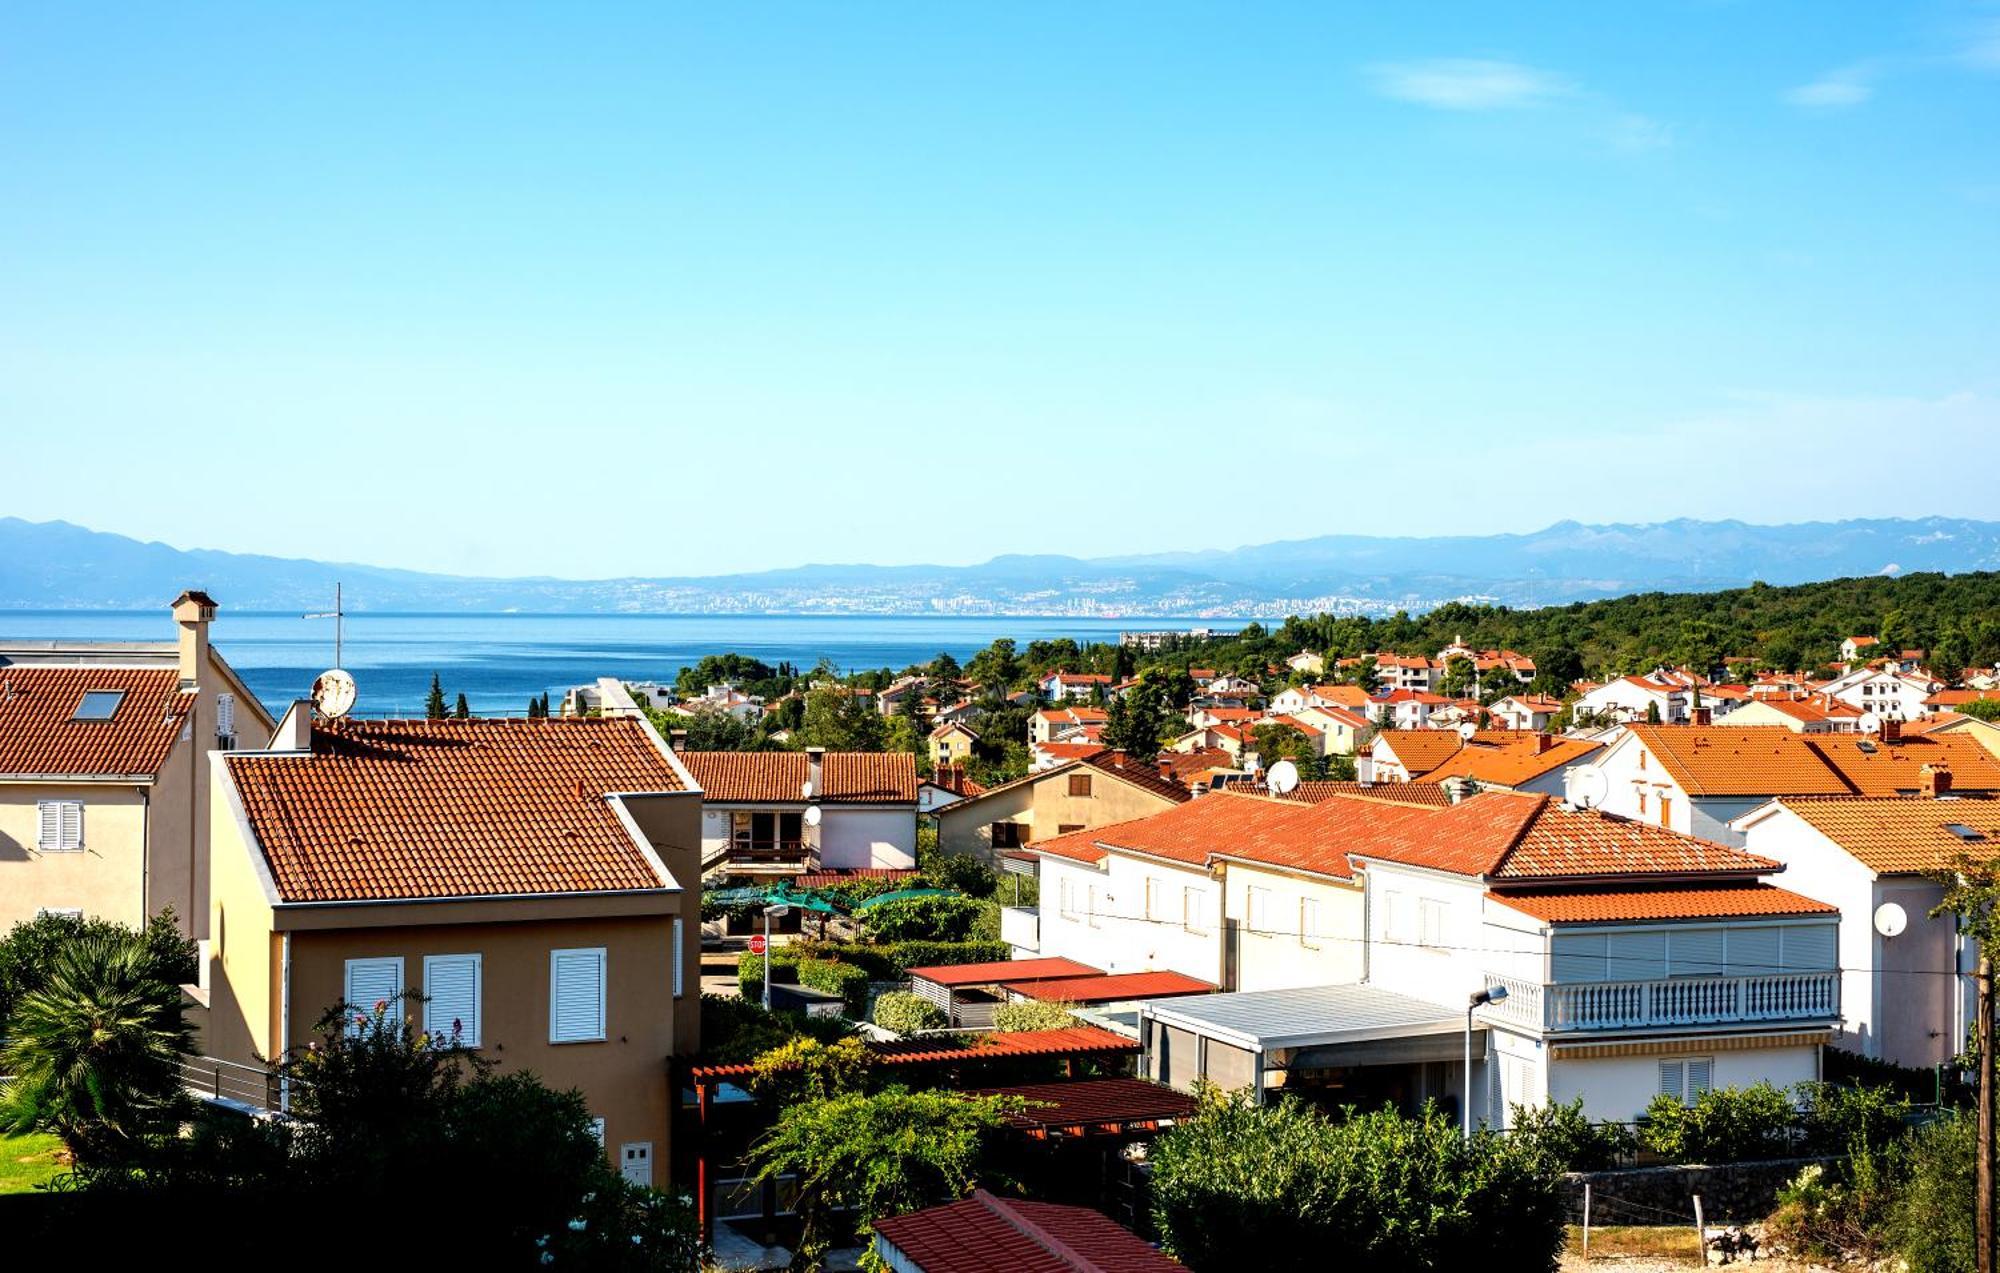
[1873,902,1908,939]
[1457,721,1479,742]
[802,804,823,828]
[311,669,357,720]
[801,780,815,800]
[1859,712,1883,735]
[1265,759,1300,795]
[1564,764,1610,810]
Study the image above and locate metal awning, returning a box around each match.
[1140,983,1467,1054]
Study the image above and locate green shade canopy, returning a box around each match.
[853,888,961,910]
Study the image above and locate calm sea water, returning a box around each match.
[0,611,1158,718]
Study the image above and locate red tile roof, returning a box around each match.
[965,1078,1199,1132]
[1411,736,1602,788]
[1770,796,2000,876]
[1490,885,1836,924]
[1002,971,1215,1003]
[679,750,918,803]
[1811,734,2000,797]
[1282,781,1455,808]
[1096,789,1437,880]
[1623,725,1855,797]
[907,957,1102,988]
[1372,730,1469,776]
[874,1190,1180,1273]
[225,718,682,903]
[0,666,193,777]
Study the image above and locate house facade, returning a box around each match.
[681,748,919,874]
[207,715,701,1184]
[936,752,1187,864]
[1574,676,1689,725]
[0,591,274,936]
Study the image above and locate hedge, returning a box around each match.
[871,990,947,1035]
[796,958,871,1015]
[794,940,1011,979]
[737,947,800,1005]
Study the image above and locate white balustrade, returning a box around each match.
[1490,971,1838,1033]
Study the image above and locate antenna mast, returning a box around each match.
[303,582,346,669]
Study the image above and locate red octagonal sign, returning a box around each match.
[748,934,767,955]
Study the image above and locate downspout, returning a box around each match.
[279,931,292,1114]
[138,785,150,925]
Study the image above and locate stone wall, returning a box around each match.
[1561,1157,1835,1226]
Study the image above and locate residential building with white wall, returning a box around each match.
[679,748,918,875]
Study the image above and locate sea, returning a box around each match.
[0,611,1167,718]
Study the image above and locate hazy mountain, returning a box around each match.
[4,515,1997,618]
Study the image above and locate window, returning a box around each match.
[672,917,685,997]
[1659,1058,1714,1105]
[1145,878,1162,921]
[1383,890,1410,943]
[36,800,83,852]
[36,907,83,920]
[1636,791,1648,817]
[1658,795,1672,827]
[1418,898,1446,950]
[423,954,482,1047]
[1057,824,1085,835]
[590,1117,607,1147]
[550,947,607,1043]
[216,693,237,747]
[1086,885,1101,928]
[1183,886,1207,934]
[1067,773,1093,798]
[1059,878,1078,918]
[344,957,403,1034]
[1247,886,1272,934]
[72,690,125,721]
[991,821,1026,849]
[1299,897,1321,949]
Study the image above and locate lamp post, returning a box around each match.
[1465,984,1509,1141]
[761,904,792,1011]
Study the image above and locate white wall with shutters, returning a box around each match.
[423,953,482,1046]
[672,918,685,998]
[36,800,83,852]
[550,948,607,1043]
[1781,923,1837,970]
[344,957,403,1034]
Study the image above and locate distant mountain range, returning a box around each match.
[5,515,1998,618]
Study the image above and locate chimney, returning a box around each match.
[1533,732,1554,755]
[171,589,217,689]
[1922,762,1953,799]
[1159,758,1175,779]
[1691,707,1712,727]
[668,728,688,752]
[806,745,826,799]
[274,700,313,750]
[1882,718,1903,743]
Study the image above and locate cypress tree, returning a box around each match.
[425,673,448,720]
[454,692,470,719]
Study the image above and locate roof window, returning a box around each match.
[72,690,126,721]
[1944,823,1988,842]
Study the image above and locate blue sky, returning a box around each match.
[2,3,1996,579]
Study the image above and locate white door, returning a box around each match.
[620,1142,653,1187]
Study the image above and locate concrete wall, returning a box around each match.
[1224,862,1365,991]
[937,769,1179,863]
[0,781,150,930]
[1036,852,1224,984]
[820,806,917,870]
[1364,860,1507,1009]
[1546,1044,1820,1123]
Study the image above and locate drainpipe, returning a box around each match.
[138,785,151,925]
[279,931,292,1113]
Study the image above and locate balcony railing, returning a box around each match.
[717,840,818,873]
[1480,970,1838,1033]
[1001,905,1039,952]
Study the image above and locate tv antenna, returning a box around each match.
[303,582,346,669]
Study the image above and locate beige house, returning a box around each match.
[929,720,979,768]
[936,752,1189,861]
[207,713,701,1186]
[0,591,274,936]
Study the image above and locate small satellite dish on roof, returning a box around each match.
[1458,721,1479,742]
[1564,764,1610,810]
[1874,902,1908,939]
[1265,759,1300,795]
[311,669,357,720]
[802,804,823,828]
[801,780,815,800]
[1859,711,1883,735]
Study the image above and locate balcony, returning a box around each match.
[1001,906,1039,953]
[1480,970,1838,1034]
[706,839,818,876]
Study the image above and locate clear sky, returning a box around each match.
[2,3,1996,579]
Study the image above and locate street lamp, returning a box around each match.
[1465,984,1509,1141]
[761,904,793,1011]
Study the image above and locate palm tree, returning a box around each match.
[0,929,194,1166]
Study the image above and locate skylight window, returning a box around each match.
[1944,823,1988,842]
[72,690,126,721]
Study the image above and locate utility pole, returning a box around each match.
[1981,952,1995,1273]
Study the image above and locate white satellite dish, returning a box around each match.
[1873,902,1908,939]
[1564,764,1610,810]
[1859,711,1883,735]
[802,804,823,828]
[1457,721,1479,742]
[1265,759,1300,795]
[801,780,816,800]
[311,669,357,720]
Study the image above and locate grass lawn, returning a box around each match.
[0,1132,67,1194]
[1566,1224,1700,1259]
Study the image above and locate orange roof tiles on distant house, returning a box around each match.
[0,665,195,778]
[1490,885,1836,924]
[1765,796,2000,876]
[679,750,918,803]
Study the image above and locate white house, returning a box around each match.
[1285,651,1326,676]
[1735,793,1986,1069]
[1039,672,1113,702]
[1490,695,1565,732]
[679,747,919,874]
[1817,667,1940,722]
[1573,675,1688,725]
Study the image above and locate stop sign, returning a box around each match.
[748,934,767,955]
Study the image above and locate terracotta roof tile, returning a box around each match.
[679,750,917,803]
[225,718,682,903]
[1771,796,2000,876]
[1373,731,1469,776]
[1624,725,1854,796]
[1490,885,1836,924]
[1810,734,2000,797]
[689,1024,1134,1082]
[874,1191,1180,1273]
[1411,736,1603,788]
[907,957,1102,987]
[1096,789,1434,880]
[1002,971,1215,1003]
[1281,781,1454,808]
[964,1078,1199,1132]
[0,666,193,777]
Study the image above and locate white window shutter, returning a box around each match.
[550,948,607,1043]
[1658,1060,1685,1102]
[37,801,59,851]
[63,802,82,850]
[344,957,404,1035]
[423,954,482,1047]
[672,918,685,998]
[216,693,236,738]
[1687,1058,1713,1099]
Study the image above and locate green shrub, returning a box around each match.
[923,853,997,898]
[871,991,946,1035]
[790,941,899,979]
[1795,1081,1912,1156]
[1887,1111,1976,1273]
[1150,1094,1567,1273]
[1765,1151,1900,1265]
[735,946,800,1005]
[748,1036,869,1107]
[883,940,1010,975]
[796,958,870,1015]
[862,895,985,943]
[1638,1082,1795,1164]
[699,994,855,1064]
[993,999,1078,1032]
[1507,1098,1634,1173]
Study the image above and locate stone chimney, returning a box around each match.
[1882,718,1903,744]
[668,729,688,752]
[806,745,826,799]
[1922,762,1953,799]
[1533,732,1554,754]
[1691,707,1712,727]
[171,589,217,689]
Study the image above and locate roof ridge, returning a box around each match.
[970,1190,1098,1272]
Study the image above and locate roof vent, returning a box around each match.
[1944,823,1987,842]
